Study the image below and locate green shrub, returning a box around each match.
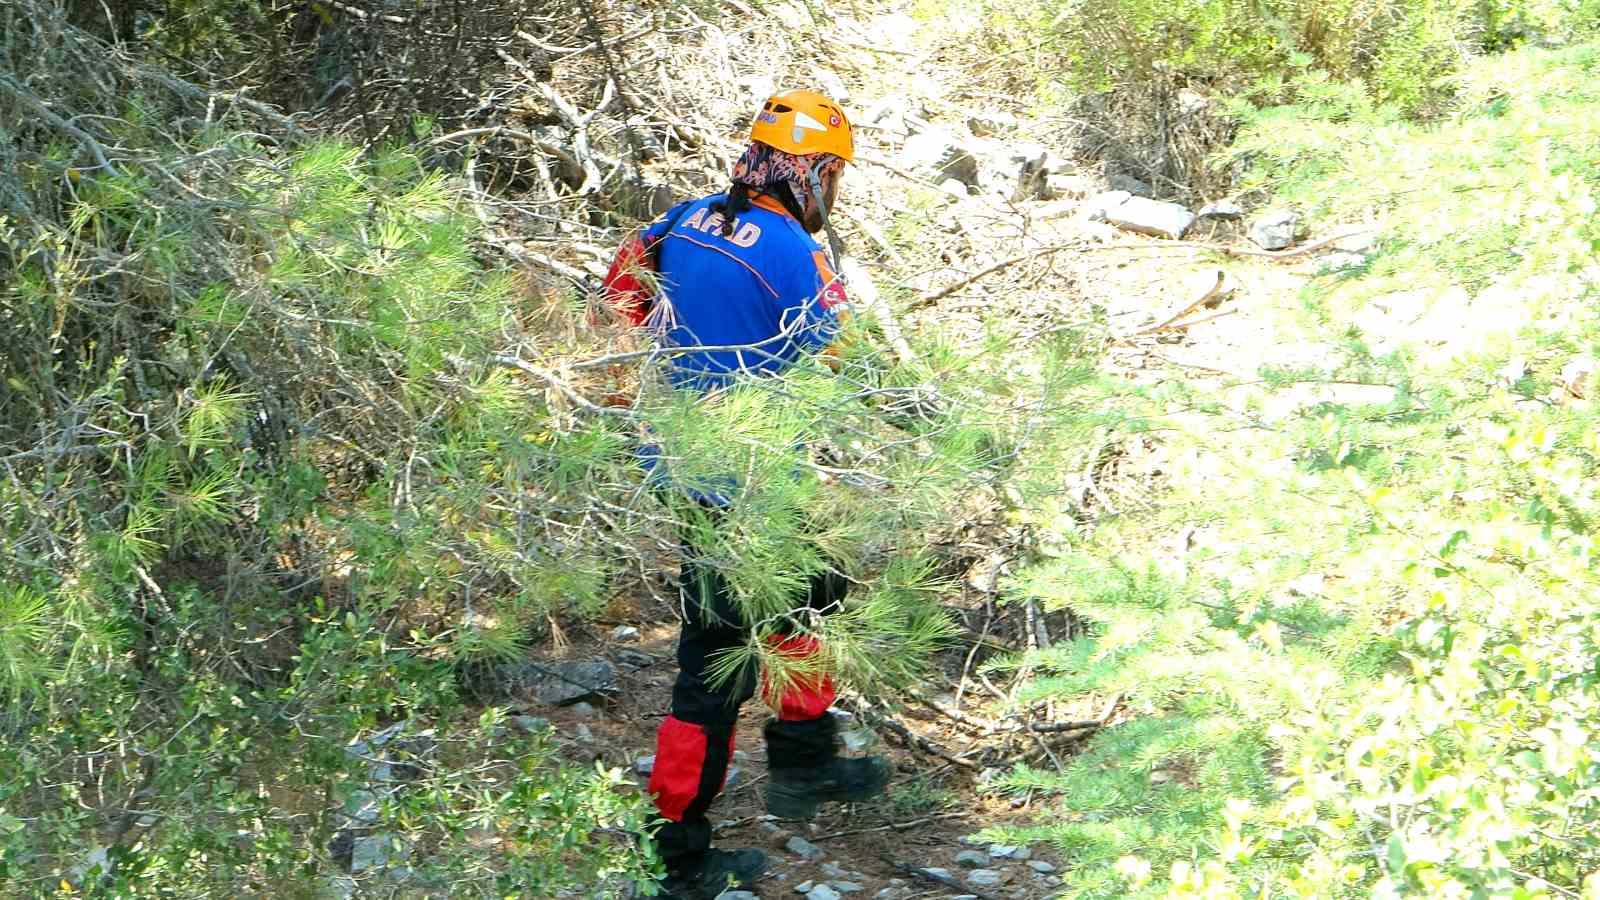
[1041,0,1600,117]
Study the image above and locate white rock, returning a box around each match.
[717,892,759,900]
[939,178,970,199]
[1248,209,1300,250]
[1197,199,1244,219]
[873,889,909,900]
[1177,88,1212,115]
[633,755,655,776]
[806,885,843,900]
[610,625,640,642]
[795,881,816,893]
[570,701,598,719]
[1561,355,1597,398]
[821,863,848,879]
[786,835,826,860]
[829,883,864,894]
[812,68,851,105]
[900,129,980,187]
[1092,192,1196,239]
[918,867,954,880]
[1044,173,1093,200]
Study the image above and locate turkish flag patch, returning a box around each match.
[820,279,848,310]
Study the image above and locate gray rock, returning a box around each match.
[1108,173,1153,197]
[471,657,619,706]
[509,715,550,734]
[633,755,655,776]
[966,868,1005,888]
[570,701,599,719]
[610,625,640,642]
[821,863,848,879]
[1197,199,1244,219]
[1029,860,1057,874]
[724,765,742,789]
[786,835,826,861]
[574,724,594,742]
[806,885,843,900]
[955,849,990,868]
[350,834,409,873]
[1248,209,1301,250]
[829,883,864,894]
[1090,192,1196,239]
[873,889,909,900]
[615,649,654,671]
[342,789,381,824]
[795,880,815,893]
[918,867,954,880]
[717,892,759,900]
[70,845,112,884]
[989,844,1031,860]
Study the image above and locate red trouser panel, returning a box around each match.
[649,716,706,822]
[763,633,837,722]
[649,716,741,822]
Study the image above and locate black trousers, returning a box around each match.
[648,529,848,871]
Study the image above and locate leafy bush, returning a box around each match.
[2,4,1112,894]
[988,39,1600,898]
[1044,0,1600,116]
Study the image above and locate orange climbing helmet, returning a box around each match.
[749,90,854,163]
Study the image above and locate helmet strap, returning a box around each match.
[805,163,847,273]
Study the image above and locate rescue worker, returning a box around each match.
[602,90,889,899]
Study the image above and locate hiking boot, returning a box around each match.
[767,754,890,819]
[657,847,768,900]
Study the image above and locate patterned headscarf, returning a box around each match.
[731,141,846,214]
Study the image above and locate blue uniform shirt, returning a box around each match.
[642,192,846,393]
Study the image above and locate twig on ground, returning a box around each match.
[814,810,969,841]
[876,716,981,770]
[914,242,1083,308]
[1091,225,1379,260]
[1123,270,1229,339]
